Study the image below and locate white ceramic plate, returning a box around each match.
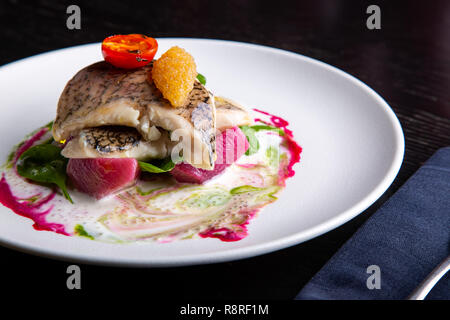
[0,39,404,267]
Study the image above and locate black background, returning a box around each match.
[0,0,449,300]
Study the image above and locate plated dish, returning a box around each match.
[0,39,403,266]
[1,35,302,243]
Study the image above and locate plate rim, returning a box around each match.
[0,38,405,267]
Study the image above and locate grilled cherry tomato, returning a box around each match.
[101,34,158,69]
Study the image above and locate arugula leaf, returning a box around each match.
[239,125,260,155]
[16,144,73,203]
[196,73,207,85]
[138,157,176,173]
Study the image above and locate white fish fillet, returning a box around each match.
[53,61,216,169]
[54,61,253,168]
[61,126,172,160]
[215,96,253,129]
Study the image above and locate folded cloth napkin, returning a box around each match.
[296,147,450,300]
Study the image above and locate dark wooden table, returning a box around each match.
[0,0,448,299]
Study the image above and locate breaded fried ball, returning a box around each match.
[152,46,197,107]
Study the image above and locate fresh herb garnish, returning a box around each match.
[74,224,94,240]
[239,125,260,155]
[230,185,263,194]
[196,73,207,85]
[239,124,285,156]
[16,144,73,203]
[138,157,176,173]
[250,124,285,136]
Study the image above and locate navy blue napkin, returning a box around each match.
[296,147,450,300]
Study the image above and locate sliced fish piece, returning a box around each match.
[146,80,216,169]
[53,62,152,141]
[61,96,251,162]
[61,126,171,160]
[66,158,140,199]
[215,96,253,130]
[53,61,216,169]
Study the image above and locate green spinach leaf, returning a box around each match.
[16,144,73,203]
[138,157,176,173]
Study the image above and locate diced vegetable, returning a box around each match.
[66,158,140,199]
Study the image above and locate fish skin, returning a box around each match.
[147,80,216,169]
[61,126,171,160]
[53,62,152,141]
[53,61,216,169]
[61,96,253,161]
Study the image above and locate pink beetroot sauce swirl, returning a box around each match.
[199,209,258,242]
[253,108,302,185]
[0,127,69,235]
[199,110,302,242]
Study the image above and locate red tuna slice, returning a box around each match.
[67,158,140,199]
[171,127,249,184]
